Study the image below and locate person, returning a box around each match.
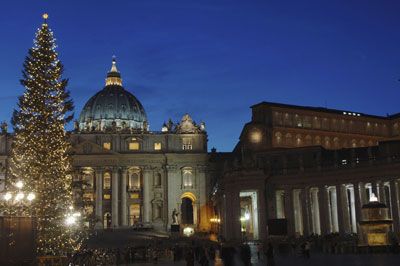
[304,241,310,259]
[257,243,263,260]
[185,248,195,266]
[266,242,275,266]
[240,243,251,266]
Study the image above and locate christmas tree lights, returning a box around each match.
[9,13,78,256]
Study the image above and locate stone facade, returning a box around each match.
[0,60,211,233]
[213,102,400,242]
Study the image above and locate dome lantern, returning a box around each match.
[105,57,122,86]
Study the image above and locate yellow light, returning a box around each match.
[42,13,49,20]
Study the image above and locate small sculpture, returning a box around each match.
[0,121,7,134]
[73,120,79,131]
[172,208,179,224]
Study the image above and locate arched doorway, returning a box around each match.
[181,197,194,224]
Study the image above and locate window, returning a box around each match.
[103,142,111,150]
[104,194,111,200]
[129,172,140,190]
[103,173,111,189]
[182,168,193,188]
[182,138,193,150]
[82,172,93,189]
[154,142,162,151]
[129,142,140,150]
[275,132,282,145]
[130,193,139,199]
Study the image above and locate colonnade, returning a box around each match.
[77,166,153,228]
[275,179,400,236]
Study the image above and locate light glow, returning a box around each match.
[27,193,35,201]
[369,192,378,202]
[4,192,12,201]
[15,181,24,189]
[15,192,24,201]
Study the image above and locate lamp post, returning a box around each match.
[0,180,36,265]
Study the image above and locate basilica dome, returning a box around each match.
[78,58,147,132]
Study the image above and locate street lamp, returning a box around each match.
[1,180,36,214]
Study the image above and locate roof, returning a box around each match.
[251,101,398,120]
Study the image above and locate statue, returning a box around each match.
[73,120,79,131]
[172,208,179,224]
[0,121,7,134]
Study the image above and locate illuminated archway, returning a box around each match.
[181,192,196,202]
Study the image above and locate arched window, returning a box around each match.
[314,136,321,145]
[275,132,282,145]
[305,135,312,145]
[333,137,340,148]
[285,133,292,146]
[368,140,374,147]
[182,168,193,189]
[351,139,357,148]
[82,170,94,189]
[103,172,111,189]
[295,134,302,146]
[324,137,331,148]
[360,140,365,147]
[129,172,140,190]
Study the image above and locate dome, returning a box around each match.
[78,58,147,132]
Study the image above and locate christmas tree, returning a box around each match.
[9,14,76,256]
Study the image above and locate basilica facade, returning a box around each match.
[0,59,211,233]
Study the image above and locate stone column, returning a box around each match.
[371,181,378,198]
[330,187,339,233]
[311,188,321,235]
[301,188,310,236]
[353,182,362,234]
[121,168,128,226]
[318,186,329,234]
[359,182,367,205]
[143,167,152,223]
[111,167,119,227]
[389,179,400,234]
[378,181,386,204]
[337,184,351,235]
[284,188,294,236]
[95,167,103,227]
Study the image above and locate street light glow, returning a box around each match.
[4,192,12,201]
[15,192,24,201]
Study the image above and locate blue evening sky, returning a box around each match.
[0,0,399,151]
